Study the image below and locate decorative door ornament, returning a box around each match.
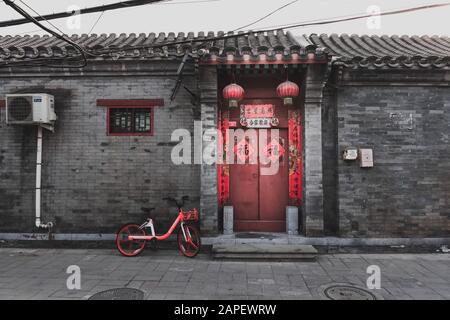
[233,137,255,163]
[288,110,302,205]
[262,138,286,163]
[218,111,230,206]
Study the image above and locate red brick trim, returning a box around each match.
[0,100,5,108]
[97,99,164,107]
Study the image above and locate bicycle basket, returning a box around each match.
[182,209,198,222]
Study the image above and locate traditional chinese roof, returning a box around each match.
[309,34,450,69]
[0,31,449,68]
[0,30,324,63]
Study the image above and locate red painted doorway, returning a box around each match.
[228,100,289,232]
[229,129,289,232]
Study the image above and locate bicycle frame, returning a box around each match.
[128,211,190,242]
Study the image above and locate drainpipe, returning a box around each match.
[35,125,53,230]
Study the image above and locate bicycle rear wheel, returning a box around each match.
[177,224,201,258]
[116,223,146,257]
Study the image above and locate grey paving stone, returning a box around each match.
[0,248,447,300]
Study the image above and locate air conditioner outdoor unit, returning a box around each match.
[6,93,56,125]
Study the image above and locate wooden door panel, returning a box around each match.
[259,130,288,231]
[230,165,259,223]
[228,100,290,233]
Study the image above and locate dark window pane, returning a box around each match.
[109,107,152,135]
[134,109,151,132]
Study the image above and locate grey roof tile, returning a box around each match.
[0,31,449,68]
[310,33,450,68]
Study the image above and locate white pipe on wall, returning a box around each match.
[35,125,53,229]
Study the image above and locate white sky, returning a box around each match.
[0,0,449,37]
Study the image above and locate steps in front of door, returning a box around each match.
[212,244,318,261]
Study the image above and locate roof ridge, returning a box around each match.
[1,33,449,69]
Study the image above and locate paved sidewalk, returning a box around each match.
[0,248,448,300]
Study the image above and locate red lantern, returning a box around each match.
[276,80,300,105]
[223,83,244,108]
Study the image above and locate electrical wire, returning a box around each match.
[232,0,299,32]
[17,0,66,36]
[3,0,88,67]
[2,1,450,68]
[90,1,450,57]
[88,11,105,34]
[253,2,450,31]
[0,0,205,28]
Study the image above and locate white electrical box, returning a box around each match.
[343,148,358,161]
[359,148,374,167]
[6,93,56,125]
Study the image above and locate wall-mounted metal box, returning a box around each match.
[359,148,374,167]
[343,148,358,161]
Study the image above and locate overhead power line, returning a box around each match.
[88,11,105,34]
[3,0,88,67]
[92,2,450,56]
[17,0,67,36]
[1,1,450,68]
[0,0,170,28]
[232,0,299,32]
[254,2,450,31]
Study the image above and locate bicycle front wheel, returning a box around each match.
[116,223,146,257]
[177,224,201,258]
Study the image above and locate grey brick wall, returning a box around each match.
[0,62,201,233]
[303,64,327,236]
[198,66,219,235]
[322,85,339,235]
[1,61,449,239]
[335,70,450,237]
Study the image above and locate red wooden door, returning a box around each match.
[230,129,289,232]
[259,129,288,231]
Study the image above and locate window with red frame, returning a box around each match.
[108,107,153,136]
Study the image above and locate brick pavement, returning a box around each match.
[0,248,448,300]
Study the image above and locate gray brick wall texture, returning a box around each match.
[0,62,202,234]
[1,62,449,239]
[302,64,327,236]
[199,66,219,235]
[322,85,339,235]
[334,70,450,237]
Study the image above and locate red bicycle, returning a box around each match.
[116,196,201,258]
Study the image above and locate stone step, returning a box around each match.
[212,243,318,261]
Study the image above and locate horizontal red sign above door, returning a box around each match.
[243,104,274,118]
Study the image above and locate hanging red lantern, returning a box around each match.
[276,80,300,105]
[223,83,244,108]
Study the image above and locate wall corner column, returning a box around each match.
[198,65,219,235]
[303,64,327,236]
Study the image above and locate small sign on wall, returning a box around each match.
[240,104,279,128]
[246,118,271,128]
[359,148,374,168]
